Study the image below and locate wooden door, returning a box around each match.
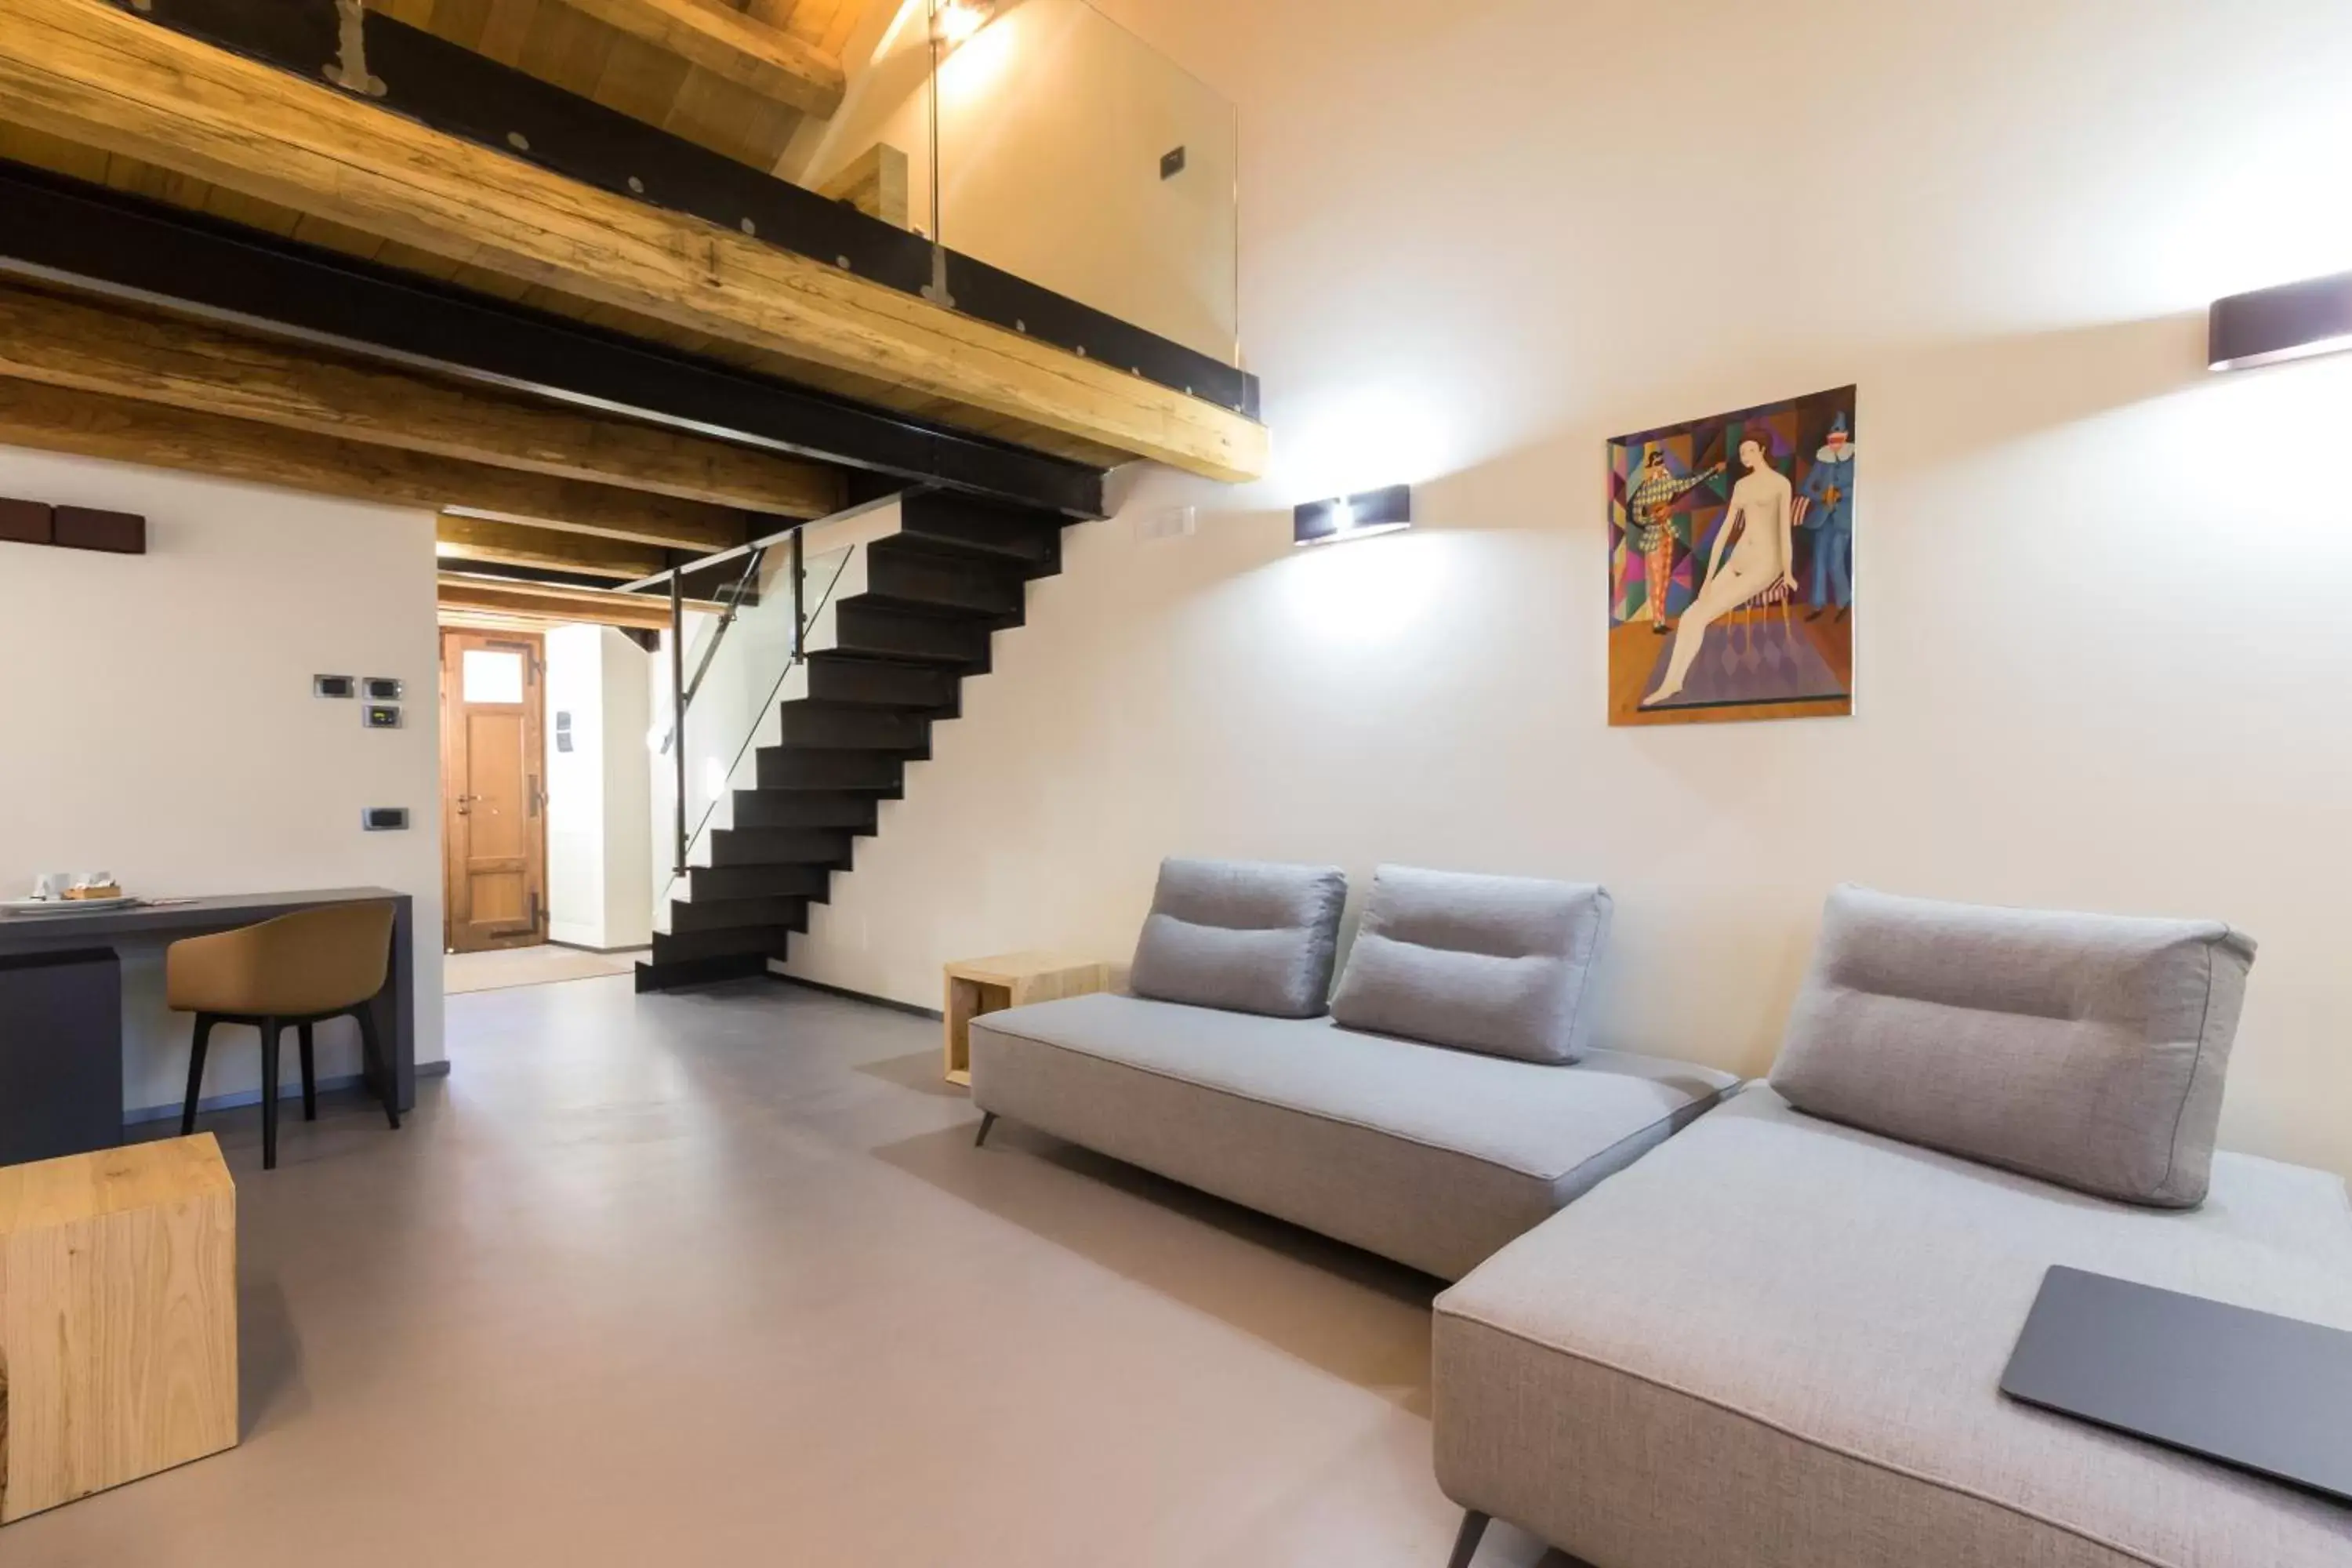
[440,630,546,953]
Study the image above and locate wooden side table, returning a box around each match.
[0,1133,239,1523]
[942,951,1109,1086]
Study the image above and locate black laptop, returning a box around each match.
[2000,1265,2352,1504]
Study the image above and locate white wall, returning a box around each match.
[0,445,444,1115]
[779,0,2352,1179]
[546,623,655,951]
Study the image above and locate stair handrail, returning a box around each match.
[632,489,906,890]
[661,535,859,895]
[662,532,797,877]
[659,543,770,760]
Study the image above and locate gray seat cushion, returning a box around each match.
[1127,858,1347,1019]
[967,992,1737,1279]
[1330,865,1612,1064]
[1435,1085,2352,1568]
[1769,885,2257,1207]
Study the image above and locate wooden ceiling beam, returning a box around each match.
[0,284,843,518]
[437,608,571,635]
[554,0,848,118]
[0,0,1269,482]
[0,162,1103,517]
[435,514,670,579]
[437,572,717,630]
[0,379,753,551]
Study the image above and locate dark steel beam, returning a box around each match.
[0,160,1106,520]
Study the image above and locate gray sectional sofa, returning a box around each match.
[972,866,2352,1565]
[1434,886,2352,1568]
[969,858,1737,1281]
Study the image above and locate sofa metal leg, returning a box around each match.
[974,1112,998,1148]
[1445,1511,1489,1568]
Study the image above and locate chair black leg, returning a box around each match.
[181,1014,215,1136]
[354,1003,399,1131]
[298,1021,318,1121]
[260,1018,282,1171]
[1446,1511,1490,1568]
[974,1111,998,1148]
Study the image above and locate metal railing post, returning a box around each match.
[670,570,688,878]
[791,527,806,664]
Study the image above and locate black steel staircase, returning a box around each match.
[635,491,1070,991]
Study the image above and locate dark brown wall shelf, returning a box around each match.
[0,497,147,554]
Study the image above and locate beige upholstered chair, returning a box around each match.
[169,902,401,1170]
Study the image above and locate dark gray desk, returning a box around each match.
[0,887,415,1165]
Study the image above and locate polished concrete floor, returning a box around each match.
[10,976,1565,1566]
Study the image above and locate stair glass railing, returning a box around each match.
[653,538,860,917]
[776,0,1240,371]
[934,0,1240,368]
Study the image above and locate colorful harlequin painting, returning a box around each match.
[1606,385,1857,726]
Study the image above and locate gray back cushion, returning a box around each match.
[1769,885,2256,1208]
[1128,858,1347,1018]
[1329,866,1613,1064]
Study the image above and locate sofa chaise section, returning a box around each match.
[968,992,1736,1281]
[1434,889,2347,1568]
[1433,1083,2352,1568]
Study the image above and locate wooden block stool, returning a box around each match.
[0,1134,238,1524]
[942,952,1109,1086]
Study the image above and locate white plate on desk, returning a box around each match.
[1,895,140,914]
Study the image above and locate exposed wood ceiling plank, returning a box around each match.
[0,378,753,550]
[437,571,715,629]
[0,284,846,517]
[0,0,1269,481]
[554,0,846,118]
[757,0,866,60]
[436,513,668,579]
[383,0,811,173]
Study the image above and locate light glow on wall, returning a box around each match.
[934,0,1020,105]
[935,0,994,47]
[1277,382,1460,514]
[1275,528,1453,647]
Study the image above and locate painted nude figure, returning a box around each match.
[1642,434,1797,706]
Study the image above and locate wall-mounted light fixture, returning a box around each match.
[1294,484,1411,547]
[2209,270,2352,372]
